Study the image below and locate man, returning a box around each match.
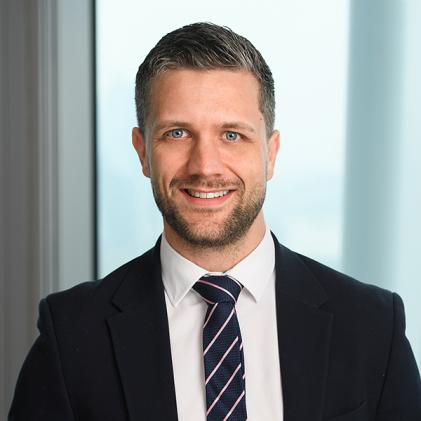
[9,22,421,421]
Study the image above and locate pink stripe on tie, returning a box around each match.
[205,336,239,385]
[204,308,235,355]
[202,296,216,305]
[198,279,237,303]
[223,390,246,420]
[203,303,218,329]
[225,274,242,289]
[207,363,242,416]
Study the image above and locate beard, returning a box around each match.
[151,176,266,249]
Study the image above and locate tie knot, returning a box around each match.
[193,274,243,305]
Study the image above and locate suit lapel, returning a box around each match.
[107,239,178,421]
[273,235,333,421]
[105,234,332,421]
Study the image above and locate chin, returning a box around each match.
[174,221,249,249]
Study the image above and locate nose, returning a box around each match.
[185,136,225,177]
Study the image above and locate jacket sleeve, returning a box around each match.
[8,298,75,421]
[375,293,421,421]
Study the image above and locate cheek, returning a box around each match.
[151,144,188,174]
[245,152,267,176]
[150,155,180,190]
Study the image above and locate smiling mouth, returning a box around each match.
[184,189,230,199]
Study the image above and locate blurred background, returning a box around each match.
[1,0,420,417]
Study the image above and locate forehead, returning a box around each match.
[147,68,263,130]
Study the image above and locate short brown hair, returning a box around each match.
[135,22,275,137]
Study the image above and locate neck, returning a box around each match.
[163,213,267,272]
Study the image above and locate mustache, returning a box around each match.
[170,176,241,190]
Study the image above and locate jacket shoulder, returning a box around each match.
[44,245,156,315]
[291,251,396,332]
[296,251,393,305]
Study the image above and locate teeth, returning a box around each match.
[187,190,229,199]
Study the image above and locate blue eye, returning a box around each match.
[225,131,239,141]
[168,129,185,138]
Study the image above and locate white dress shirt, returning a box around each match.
[161,228,284,420]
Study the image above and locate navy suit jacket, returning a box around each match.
[9,235,421,420]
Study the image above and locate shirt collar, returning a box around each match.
[161,227,275,307]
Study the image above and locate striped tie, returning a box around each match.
[193,274,247,421]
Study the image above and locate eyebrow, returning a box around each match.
[152,120,256,134]
[152,121,190,133]
[220,122,256,134]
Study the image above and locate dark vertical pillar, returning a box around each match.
[0,1,95,417]
[0,1,41,417]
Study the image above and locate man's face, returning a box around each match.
[133,68,279,248]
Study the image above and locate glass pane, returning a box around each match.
[96,0,349,276]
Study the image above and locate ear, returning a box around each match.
[132,127,150,178]
[266,130,280,181]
